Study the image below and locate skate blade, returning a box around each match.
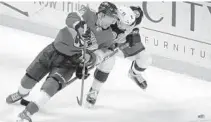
[16,118,30,122]
[84,102,94,109]
[16,118,27,122]
[16,115,30,122]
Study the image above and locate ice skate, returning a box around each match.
[128,69,148,90]
[85,88,99,108]
[16,109,32,122]
[6,91,28,104]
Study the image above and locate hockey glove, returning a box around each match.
[76,63,90,79]
[75,21,91,39]
[81,27,91,41]
[75,21,86,33]
[126,28,141,47]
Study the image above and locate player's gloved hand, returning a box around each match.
[76,63,90,79]
[126,28,140,47]
[74,21,86,32]
[75,21,90,39]
[75,21,98,50]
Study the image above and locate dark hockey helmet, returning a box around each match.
[98,1,118,18]
[130,6,143,25]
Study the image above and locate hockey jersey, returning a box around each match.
[53,6,115,57]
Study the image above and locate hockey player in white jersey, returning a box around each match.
[86,5,152,106]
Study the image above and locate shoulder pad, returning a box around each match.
[79,5,96,15]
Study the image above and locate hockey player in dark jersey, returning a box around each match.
[5,2,118,122]
[86,5,152,106]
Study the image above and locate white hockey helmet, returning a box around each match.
[117,6,136,25]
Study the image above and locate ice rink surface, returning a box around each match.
[0,25,211,122]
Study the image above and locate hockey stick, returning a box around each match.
[0,2,29,17]
[76,23,88,106]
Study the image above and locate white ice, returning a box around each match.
[0,25,211,122]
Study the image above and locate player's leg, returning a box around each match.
[120,38,152,90]
[127,49,152,90]
[6,44,55,104]
[16,65,75,122]
[86,49,116,106]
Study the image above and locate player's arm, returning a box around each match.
[66,6,89,35]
